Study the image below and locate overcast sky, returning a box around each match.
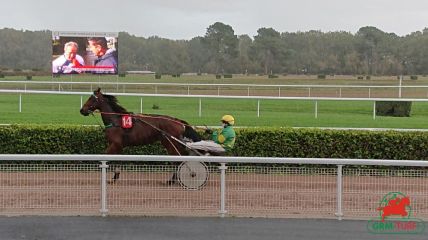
[2,0,428,39]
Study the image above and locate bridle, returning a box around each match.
[83,93,108,128]
[86,93,103,114]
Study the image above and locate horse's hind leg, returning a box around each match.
[161,139,184,185]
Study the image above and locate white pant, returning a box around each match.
[186,140,226,153]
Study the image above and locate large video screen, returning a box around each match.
[52,31,118,74]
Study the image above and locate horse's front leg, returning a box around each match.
[106,142,123,184]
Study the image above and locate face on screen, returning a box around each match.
[88,41,102,57]
[64,45,78,61]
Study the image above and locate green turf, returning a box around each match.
[1,93,427,129]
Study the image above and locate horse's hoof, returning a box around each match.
[107,179,117,185]
[166,179,177,185]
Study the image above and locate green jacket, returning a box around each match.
[212,125,236,151]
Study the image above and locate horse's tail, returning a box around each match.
[184,125,202,142]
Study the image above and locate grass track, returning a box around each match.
[1,93,427,129]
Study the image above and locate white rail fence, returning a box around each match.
[0,154,427,220]
[1,80,428,98]
[1,89,428,119]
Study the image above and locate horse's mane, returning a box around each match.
[101,93,188,124]
[103,94,131,114]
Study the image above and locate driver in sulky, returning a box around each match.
[186,115,236,155]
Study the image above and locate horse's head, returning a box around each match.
[80,88,104,116]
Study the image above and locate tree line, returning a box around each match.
[1,23,428,75]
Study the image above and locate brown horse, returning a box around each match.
[80,88,202,182]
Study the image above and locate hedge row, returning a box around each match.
[234,128,428,160]
[1,125,428,161]
[375,101,412,117]
[0,125,165,155]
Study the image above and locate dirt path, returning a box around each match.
[0,169,426,220]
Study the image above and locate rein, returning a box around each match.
[93,111,192,128]
[90,112,110,129]
[135,117,184,156]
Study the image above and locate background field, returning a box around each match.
[1,74,428,128]
[2,94,428,128]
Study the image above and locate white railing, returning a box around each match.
[1,80,428,98]
[2,80,427,89]
[0,154,427,220]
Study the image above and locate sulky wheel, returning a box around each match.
[177,161,209,190]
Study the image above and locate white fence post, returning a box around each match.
[140,98,143,113]
[399,75,403,98]
[335,165,343,220]
[80,96,83,108]
[219,163,228,217]
[315,100,318,119]
[19,94,22,113]
[257,100,260,117]
[99,161,109,217]
[373,101,376,120]
[198,98,202,117]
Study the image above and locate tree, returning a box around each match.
[202,22,238,74]
[237,35,256,74]
[400,31,428,75]
[118,32,147,71]
[187,37,210,73]
[0,28,50,71]
[144,36,190,74]
[251,28,284,74]
[355,26,397,75]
